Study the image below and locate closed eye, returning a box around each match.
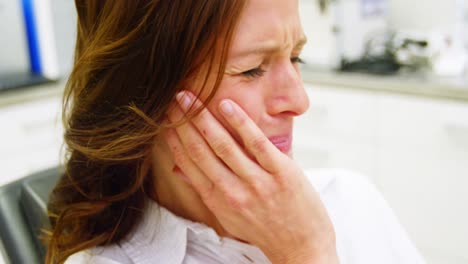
[291,56,305,64]
[241,67,266,78]
[240,57,304,78]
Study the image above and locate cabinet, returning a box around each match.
[376,94,468,264]
[293,85,379,180]
[0,96,63,185]
[294,83,468,264]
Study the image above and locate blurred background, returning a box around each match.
[0,0,466,263]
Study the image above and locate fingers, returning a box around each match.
[165,128,214,197]
[167,105,253,197]
[173,92,271,188]
[217,99,285,174]
[166,126,252,202]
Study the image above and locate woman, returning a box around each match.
[47,1,426,263]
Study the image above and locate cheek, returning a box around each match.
[206,80,265,135]
[210,85,263,121]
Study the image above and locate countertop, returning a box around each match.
[0,81,64,108]
[301,65,468,102]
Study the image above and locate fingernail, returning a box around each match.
[220,100,234,116]
[176,92,192,110]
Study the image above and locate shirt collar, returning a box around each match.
[120,201,272,264]
[120,203,188,264]
[119,168,335,264]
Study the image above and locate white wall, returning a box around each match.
[299,0,338,67]
[0,0,77,77]
[299,0,468,66]
[0,0,30,74]
[50,0,77,75]
[388,0,460,32]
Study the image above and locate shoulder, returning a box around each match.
[304,168,377,199]
[65,202,189,264]
[305,168,410,227]
[65,246,132,264]
[304,168,426,264]
[304,167,397,226]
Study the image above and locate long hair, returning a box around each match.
[45,1,245,263]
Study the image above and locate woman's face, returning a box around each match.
[151,0,308,211]
[199,0,309,157]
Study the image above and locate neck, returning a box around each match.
[150,160,230,237]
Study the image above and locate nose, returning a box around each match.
[266,61,310,117]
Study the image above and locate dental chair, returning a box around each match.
[0,167,61,264]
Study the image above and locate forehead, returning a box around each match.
[230,0,303,53]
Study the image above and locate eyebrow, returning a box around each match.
[233,35,308,58]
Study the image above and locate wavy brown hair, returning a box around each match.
[45,1,245,263]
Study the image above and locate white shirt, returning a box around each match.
[66,168,426,264]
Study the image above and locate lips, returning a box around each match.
[268,134,292,154]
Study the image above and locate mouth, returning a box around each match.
[268,134,292,154]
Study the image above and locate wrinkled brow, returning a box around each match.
[233,35,307,58]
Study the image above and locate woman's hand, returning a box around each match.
[165,91,338,264]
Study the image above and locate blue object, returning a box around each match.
[21,0,42,75]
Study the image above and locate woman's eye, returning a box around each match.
[240,58,303,78]
[291,56,305,64]
[241,67,266,78]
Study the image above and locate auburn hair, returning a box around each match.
[45,1,245,263]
